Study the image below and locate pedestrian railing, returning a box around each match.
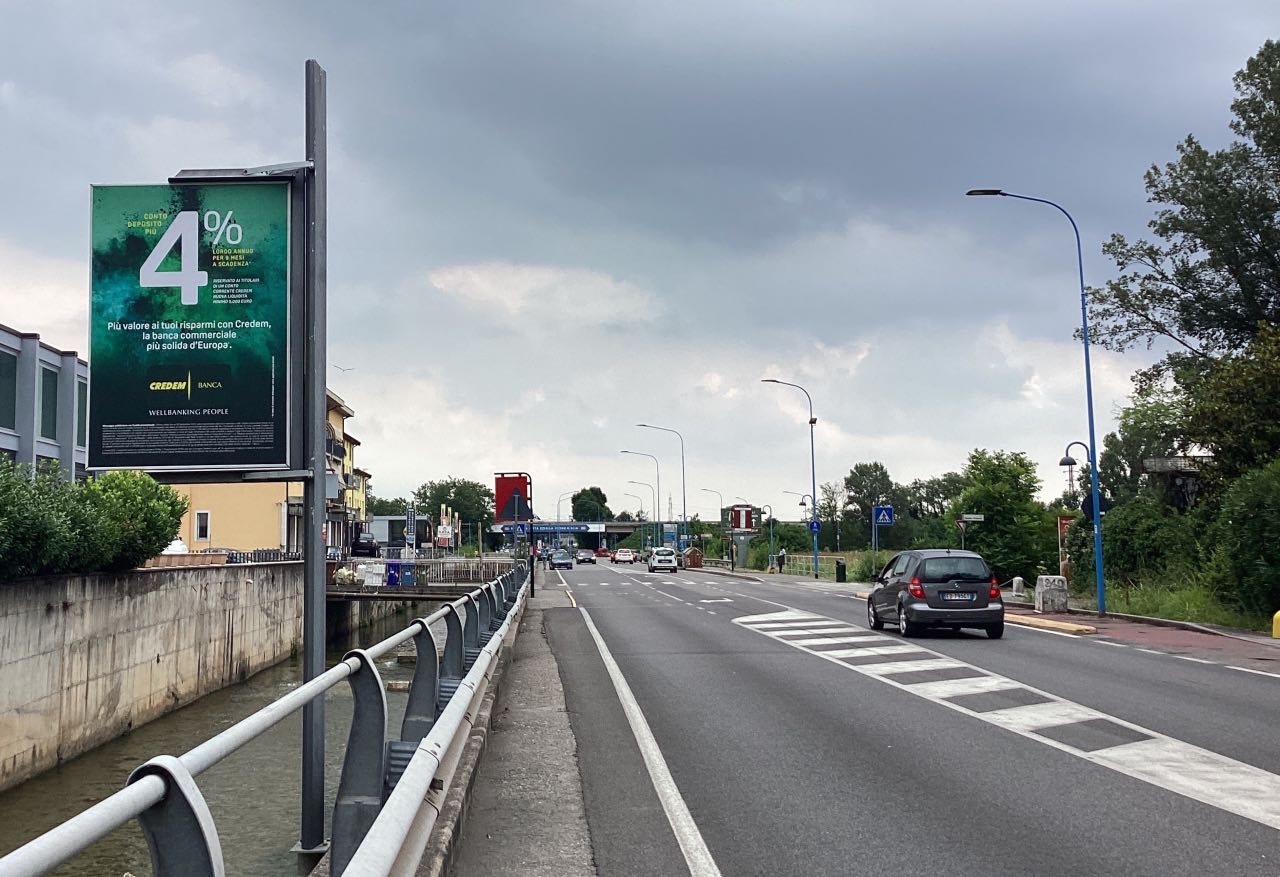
[332,557,515,589]
[0,561,530,877]
[781,554,844,579]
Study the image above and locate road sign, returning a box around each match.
[961,513,985,522]
[955,520,967,531]
[808,519,821,534]
[515,523,527,536]
[405,507,417,543]
[873,505,895,526]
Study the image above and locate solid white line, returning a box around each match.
[1174,655,1216,665]
[579,609,723,877]
[1227,665,1280,680]
[1135,647,1165,655]
[654,591,686,603]
[1095,640,1128,648]
[819,644,920,659]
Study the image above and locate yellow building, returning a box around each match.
[172,389,370,555]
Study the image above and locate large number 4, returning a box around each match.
[139,210,209,306]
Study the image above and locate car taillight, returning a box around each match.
[908,578,925,599]
[989,576,1001,599]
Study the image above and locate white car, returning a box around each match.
[612,548,636,564]
[648,547,678,573]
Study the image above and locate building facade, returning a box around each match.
[0,323,88,480]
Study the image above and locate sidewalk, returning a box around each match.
[450,572,596,877]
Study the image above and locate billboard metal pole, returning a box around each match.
[299,59,328,862]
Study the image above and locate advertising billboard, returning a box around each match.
[494,472,533,523]
[88,182,291,471]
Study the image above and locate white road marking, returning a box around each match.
[1228,665,1280,680]
[654,591,685,603]
[698,598,732,604]
[1095,640,1129,648]
[1135,647,1165,655]
[734,608,1280,831]
[1175,655,1216,665]
[819,644,921,659]
[579,609,723,877]
[788,635,881,647]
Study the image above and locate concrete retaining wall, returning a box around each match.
[0,562,398,793]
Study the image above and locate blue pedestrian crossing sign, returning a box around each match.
[515,523,527,535]
[873,505,895,526]
[808,519,821,534]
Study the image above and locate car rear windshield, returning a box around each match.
[655,549,675,556]
[919,557,990,582]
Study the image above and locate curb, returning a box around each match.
[417,593,528,877]
[1004,613,1097,635]
[694,566,765,582]
[1003,598,1278,647]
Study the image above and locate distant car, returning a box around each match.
[351,532,380,557]
[596,547,612,558]
[613,548,636,564]
[576,549,596,564]
[550,549,574,570]
[648,547,678,573]
[867,549,1004,638]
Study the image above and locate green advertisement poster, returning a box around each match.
[89,183,291,471]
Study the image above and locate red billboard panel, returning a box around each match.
[495,472,534,523]
[730,505,755,530]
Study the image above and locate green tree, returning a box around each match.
[412,478,495,532]
[366,493,410,516]
[1212,458,1280,615]
[952,450,1050,581]
[1090,40,1280,378]
[571,486,613,521]
[91,471,189,571]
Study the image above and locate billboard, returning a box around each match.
[494,472,533,523]
[88,182,291,471]
[730,505,755,530]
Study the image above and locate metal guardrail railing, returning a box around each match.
[332,557,516,589]
[0,561,531,877]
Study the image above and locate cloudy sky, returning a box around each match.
[2,2,1276,522]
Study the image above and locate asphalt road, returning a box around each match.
[542,562,1280,877]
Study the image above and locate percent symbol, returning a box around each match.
[203,210,243,245]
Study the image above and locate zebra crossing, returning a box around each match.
[734,609,1280,832]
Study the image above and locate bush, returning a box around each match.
[0,465,187,581]
[1212,459,1280,616]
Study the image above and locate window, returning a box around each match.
[892,554,911,576]
[195,511,211,542]
[76,380,88,448]
[920,556,990,582]
[39,367,58,440]
[0,350,15,431]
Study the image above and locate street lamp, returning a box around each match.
[556,490,574,550]
[624,491,645,519]
[967,188,1108,613]
[627,479,658,547]
[1060,440,1091,504]
[763,379,820,579]
[738,497,774,572]
[699,487,726,561]
[621,450,661,545]
[637,423,687,549]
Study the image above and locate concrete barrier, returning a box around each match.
[1035,575,1069,612]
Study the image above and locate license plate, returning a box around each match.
[941,592,974,602]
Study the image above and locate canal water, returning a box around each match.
[0,606,431,876]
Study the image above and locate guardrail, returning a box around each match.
[0,561,530,877]
[333,557,515,589]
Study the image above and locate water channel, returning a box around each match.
[0,604,433,876]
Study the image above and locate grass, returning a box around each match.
[1068,582,1272,632]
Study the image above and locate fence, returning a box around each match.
[781,554,845,580]
[0,562,530,877]
[332,557,515,589]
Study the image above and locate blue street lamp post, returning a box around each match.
[764,379,821,580]
[967,188,1107,612]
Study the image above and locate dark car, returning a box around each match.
[550,549,573,570]
[351,532,380,557]
[575,549,596,564]
[866,549,1004,638]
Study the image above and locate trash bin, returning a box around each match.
[387,560,401,587]
[835,559,847,583]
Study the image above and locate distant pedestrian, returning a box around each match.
[777,546,786,572]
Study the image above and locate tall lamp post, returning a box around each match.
[556,490,574,551]
[624,491,646,522]
[966,188,1107,613]
[637,423,687,549]
[763,379,820,579]
[621,450,662,546]
[1060,440,1091,505]
[738,497,774,572]
[627,480,657,547]
[699,487,725,560]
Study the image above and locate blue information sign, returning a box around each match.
[808,519,821,534]
[873,505,895,526]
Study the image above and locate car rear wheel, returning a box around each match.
[866,597,884,630]
[897,604,922,637]
[986,621,1004,639]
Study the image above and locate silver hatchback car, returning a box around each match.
[866,549,1004,638]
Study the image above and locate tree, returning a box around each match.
[571,487,613,521]
[1090,41,1280,381]
[817,481,847,550]
[412,478,495,532]
[1213,458,1280,615]
[1095,395,1185,504]
[952,450,1050,581]
[366,493,410,516]
[616,510,634,522]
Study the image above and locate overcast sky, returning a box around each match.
[2,2,1276,522]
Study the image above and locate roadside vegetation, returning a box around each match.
[0,464,187,581]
